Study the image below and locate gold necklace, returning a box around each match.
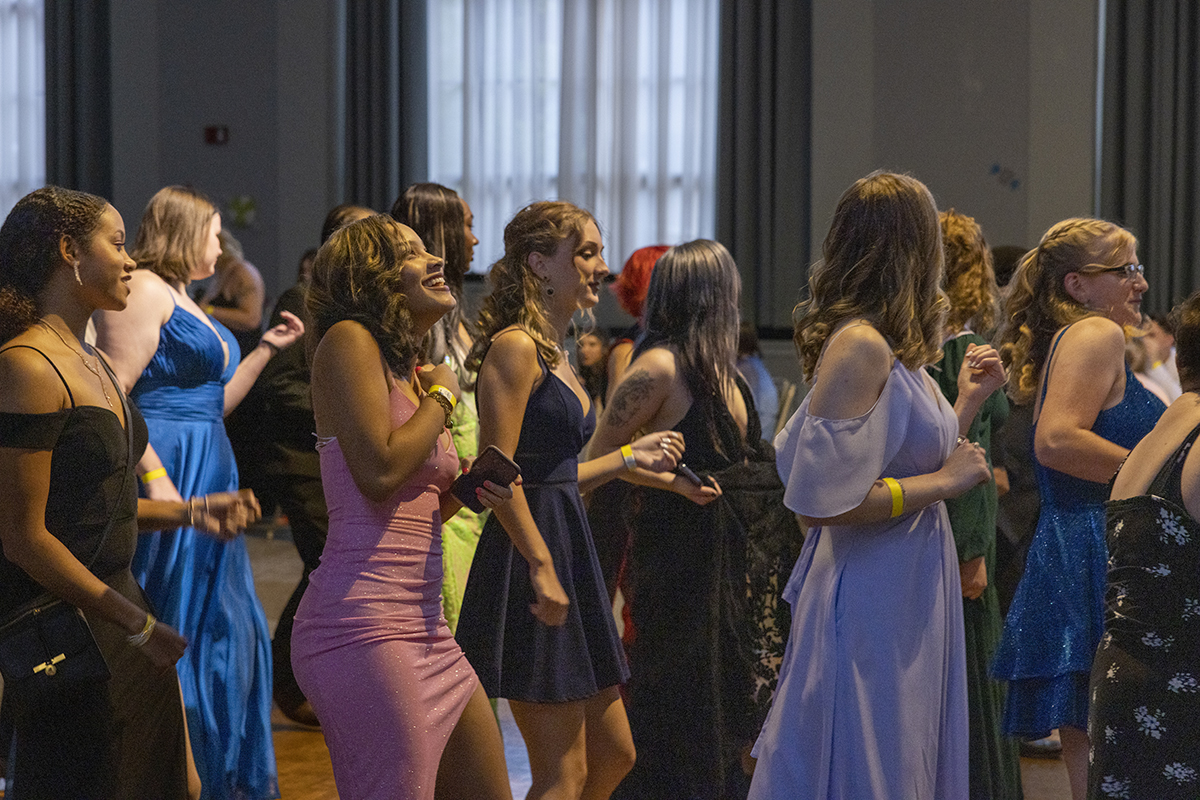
[38,320,114,409]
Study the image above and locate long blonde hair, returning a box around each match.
[997,217,1136,405]
[794,171,947,381]
[468,201,595,371]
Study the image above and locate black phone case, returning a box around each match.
[451,445,521,513]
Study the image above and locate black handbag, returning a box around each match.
[0,599,110,685]
[0,355,135,689]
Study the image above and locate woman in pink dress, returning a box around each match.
[291,214,514,800]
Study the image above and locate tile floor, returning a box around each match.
[248,529,1069,800]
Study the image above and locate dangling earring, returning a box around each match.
[73,261,83,286]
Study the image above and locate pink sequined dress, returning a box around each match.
[292,388,476,800]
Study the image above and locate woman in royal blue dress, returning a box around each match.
[95,186,304,799]
[992,218,1164,800]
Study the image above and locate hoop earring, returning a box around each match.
[73,262,83,286]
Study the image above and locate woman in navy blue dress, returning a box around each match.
[993,218,1164,800]
[95,186,303,800]
[456,201,713,800]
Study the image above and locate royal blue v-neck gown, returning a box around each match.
[131,305,278,800]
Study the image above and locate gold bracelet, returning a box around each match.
[883,477,905,518]
[141,467,168,485]
[127,612,156,647]
[428,385,457,410]
[620,444,637,470]
[425,391,455,428]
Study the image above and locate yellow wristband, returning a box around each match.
[141,467,168,485]
[883,477,904,518]
[620,444,637,470]
[429,385,457,410]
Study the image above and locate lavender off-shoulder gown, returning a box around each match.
[292,389,478,800]
[749,362,968,800]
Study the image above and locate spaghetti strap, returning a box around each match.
[0,344,77,408]
[1037,324,1075,410]
[1146,419,1200,506]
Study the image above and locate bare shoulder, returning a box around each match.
[625,345,677,382]
[808,324,894,419]
[313,319,378,371]
[122,269,174,318]
[483,328,541,383]
[817,324,893,382]
[0,343,70,414]
[1059,316,1126,357]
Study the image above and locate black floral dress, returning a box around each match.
[1089,419,1200,798]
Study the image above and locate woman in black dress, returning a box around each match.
[0,187,254,799]
[455,201,708,800]
[589,240,800,799]
[1089,290,1200,798]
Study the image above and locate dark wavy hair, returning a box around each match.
[131,186,217,285]
[391,183,473,366]
[0,186,109,343]
[468,201,596,372]
[635,239,740,410]
[940,209,999,336]
[997,217,1136,404]
[794,171,947,382]
[306,214,419,377]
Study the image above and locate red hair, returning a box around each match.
[611,245,669,318]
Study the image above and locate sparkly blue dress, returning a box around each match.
[992,327,1164,737]
[131,303,279,800]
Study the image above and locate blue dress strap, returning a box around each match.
[1037,323,1075,409]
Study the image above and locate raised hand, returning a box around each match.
[629,430,685,472]
[261,310,305,352]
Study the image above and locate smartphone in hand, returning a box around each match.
[451,445,521,513]
[677,463,715,488]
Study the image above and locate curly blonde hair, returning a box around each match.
[468,201,596,371]
[940,209,999,336]
[306,214,420,377]
[997,217,1137,405]
[794,171,947,381]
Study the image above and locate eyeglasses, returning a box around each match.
[1087,263,1145,281]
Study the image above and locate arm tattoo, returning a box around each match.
[606,369,655,428]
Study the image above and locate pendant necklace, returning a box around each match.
[38,320,114,409]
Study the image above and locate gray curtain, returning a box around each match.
[1100,0,1200,313]
[342,0,427,212]
[44,0,112,197]
[716,0,812,331]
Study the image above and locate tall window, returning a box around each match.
[428,0,719,271]
[0,0,45,219]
